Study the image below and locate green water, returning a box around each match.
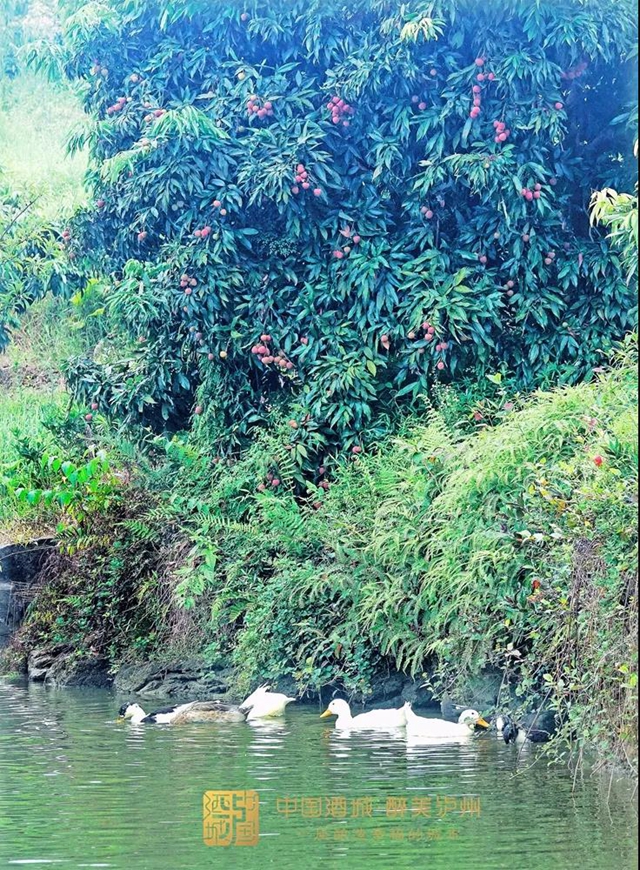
[0,680,637,869]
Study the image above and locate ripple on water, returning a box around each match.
[0,679,637,870]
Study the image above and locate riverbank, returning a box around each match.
[1,330,637,775]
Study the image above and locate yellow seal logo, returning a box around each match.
[203,790,259,847]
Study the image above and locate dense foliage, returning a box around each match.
[0,186,77,351]
[1,0,637,776]
[30,0,637,461]
[3,338,637,769]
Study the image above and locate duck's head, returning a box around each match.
[118,702,144,721]
[320,699,350,719]
[500,715,520,744]
[457,709,490,730]
[494,715,506,734]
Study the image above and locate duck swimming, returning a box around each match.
[320,698,407,730]
[403,702,489,739]
[238,684,297,719]
[118,700,245,725]
[500,710,558,744]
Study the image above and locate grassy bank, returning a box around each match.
[1,333,636,772]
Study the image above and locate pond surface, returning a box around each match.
[0,679,637,869]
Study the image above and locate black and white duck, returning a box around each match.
[499,710,558,744]
[118,700,246,725]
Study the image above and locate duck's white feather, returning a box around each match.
[402,702,486,738]
[321,699,406,730]
[239,685,296,719]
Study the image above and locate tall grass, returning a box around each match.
[0,386,67,531]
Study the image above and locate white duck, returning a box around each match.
[403,702,489,739]
[320,698,407,730]
[238,684,296,720]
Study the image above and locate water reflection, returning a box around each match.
[0,679,637,870]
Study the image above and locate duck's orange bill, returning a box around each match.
[476,718,490,728]
[320,709,334,718]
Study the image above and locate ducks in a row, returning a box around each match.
[119,684,555,746]
[118,684,296,725]
[319,698,489,738]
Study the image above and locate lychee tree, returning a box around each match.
[0,182,76,352]
[42,0,638,458]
